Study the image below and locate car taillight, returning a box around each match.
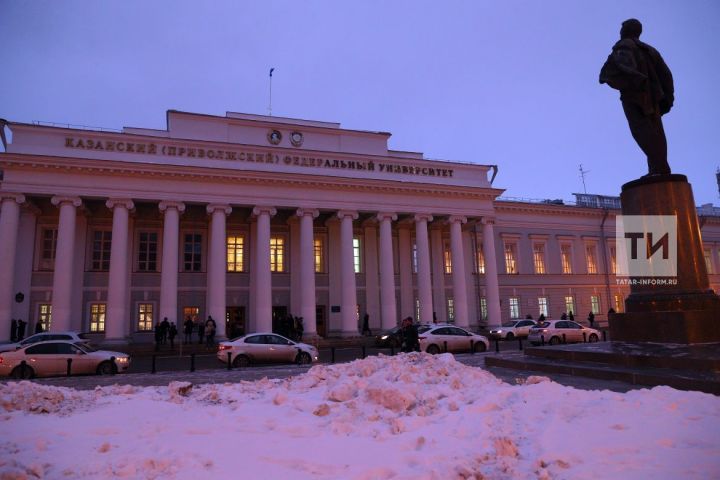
[0,356,3,364]
[218,344,232,351]
[418,336,426,340]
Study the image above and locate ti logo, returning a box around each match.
[616,215,677,278]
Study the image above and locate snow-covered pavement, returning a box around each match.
[2,353,718,479]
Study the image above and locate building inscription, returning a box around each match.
[63,137,454,178]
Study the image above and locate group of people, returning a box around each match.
[155,316,217,350]
[274,315,304,342]
[9,319,29,342]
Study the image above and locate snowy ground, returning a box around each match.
[1,353,718,479]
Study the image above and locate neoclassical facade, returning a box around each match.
[1,110,718,343]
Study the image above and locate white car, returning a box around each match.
[488,320,537,340]
[417,325,489,354]
[217,333,319,367]
[528,320,601,346]
[0,331,92,353]
[0,340,130,378]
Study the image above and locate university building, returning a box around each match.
[0,110,718,343]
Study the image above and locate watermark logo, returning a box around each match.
[615,215,677,279]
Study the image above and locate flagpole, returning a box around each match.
[268,68,274,116]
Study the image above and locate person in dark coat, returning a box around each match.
[362,314,371,336]
[168,323,178,348]
[154,322,162,351]
[400,316,419,353]
[568,311,575,322]
[160,317,170,345]
[560,312,568,320]
[588,312,595,328]
[197,320,205,345]
[183,316,193,344]
[16,319,26,341]
[34,322,43,334]
[10,319,17,342]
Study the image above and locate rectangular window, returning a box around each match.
[183,306,200,324]
[533,243,546,274]
[614,294,624,313]
[89,303,106,332]
[561,244,573,274]
[412,243,418,274]
[447,298,455,323]
[137,303,154,331]
[504,243,518,274]
[590,295,600,315]
[538,297,549,317]
[314,236,325,273]
[353,237,362,273]
[183,233,202,272]
[610,246,617,274]
[443,242,452,274]
[564,296,575,316]
[480,297,488,320]
[704,249,714,274]
[91,230,112,271]
[41,228,58,265]
[586,244,598,274]
[270,236,285,272]
[137,232,158,272]
[509,297,520,319]
[38,304,52,332]
[477,243,485,274]
[415,298,420,322]
[227,235,245,272]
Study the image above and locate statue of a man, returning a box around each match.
[600,19,674,176]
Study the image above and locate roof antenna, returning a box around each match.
[579,164,590,194]
[268,68,275,116]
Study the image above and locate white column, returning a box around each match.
[50,196,82,331]
[377,212,397,330]
[105,199,134,342]
[363,220,380,331]
[159,201,185,326]
[297,208,319,337]
[449,215,469,328]
[253,206,276,332]
[289,218,301,316]
[430,225,446,323]
[207,203,232,339]
[398,225,413,320]
[415,213,434,324]
[0,194,25,339]
[482,217,502,328]
[338,210,359,336]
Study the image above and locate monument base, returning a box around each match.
[610,310,720,344]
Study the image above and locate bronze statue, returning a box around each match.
[600,19,674,175]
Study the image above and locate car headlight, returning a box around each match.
[115,357,129,363]
[380,335,389,340]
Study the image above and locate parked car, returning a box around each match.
[375,326,404,348]
[217,333,319,368]
[417,325,489,354]
[488,319,537,340]
[0,331,92,353]
[0,340,131,379]
[527,320,601,346]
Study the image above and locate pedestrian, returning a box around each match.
[296,317,304,340]
[588,312,595,328]
[400,316,419,353]
[160,317,170,345]
[198,320,205,345]
[608,308,616,316]
[205,316,216,348]
[168,323,178,348]
[362,313,371,336]
[538,313,546,322]
[34,322,43,334]
[183,316,193,344]
[560,312,568,320]
[10,319,17,342]
[16,319,26,341]
[568,311,575,322]
[154,322,162,351]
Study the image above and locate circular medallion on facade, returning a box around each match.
[290,131,304,147]
[267,130,282,145]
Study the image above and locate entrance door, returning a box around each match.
[316,305,327,337]
[272,306,288,336]
[225,306,245,339]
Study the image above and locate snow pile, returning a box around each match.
[2,353,719,479]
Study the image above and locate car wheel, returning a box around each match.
[549,336,561,346]
[588,333,599,343]
[97,361,116,375]
[232,355,250,368]
[426,344,440,355]
[473,342,487,353]
[505,332,515,341]
[296,352,312,365]
[11,364,34,379]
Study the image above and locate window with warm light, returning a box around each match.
[586,244,598,274]
[137,303,154,331]
[614,294,624,313]
[590,295,600,314]
[610,245,617,274]
[89,303,106,332]
[477,243,485,274]
[561,244,573,274]
[270,236,285,272]
[447,298,455,323]
[314,236,324,273]
[38,304,52,332]
[564,296,575,316]
[504,242,518,274]
[443,242,452,274]
[533,243,546,274]
[227,235,244,272]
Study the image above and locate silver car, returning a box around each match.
[217,333,319,367]
[528,320,601,346]
[488,319,537,340]
[0,331,92,353]
[417,325,489,354]
[0,340,131,378]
